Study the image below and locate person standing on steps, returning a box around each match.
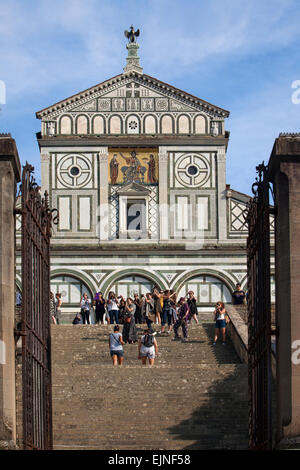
[55,292,62,324]
[118,295,126,324]
[169,289,177,332]
[173,297,190,342]
[152,287,162,325]
[138,328,158,366]
[133,293,143,324]
[94,291,106,325]
[109,325,124,366]
[122,298,138,344]
[50,292,57,324]
[187,291,199,324]
[143,292,155,332]
[158,290,176,335]
[80,292,92,324]
[107,291,119,325]
[171,297,178,324]
[213,301,229,345]
[232,283,246,305]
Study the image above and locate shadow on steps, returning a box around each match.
[71,323,242,366]
[167,364,249,450]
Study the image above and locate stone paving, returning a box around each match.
[51,319,249,450]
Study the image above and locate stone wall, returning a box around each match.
[0,135,21,449]
[269,133,300,442]
[226,305,248,363]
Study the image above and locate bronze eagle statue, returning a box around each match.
[124,25,140,43]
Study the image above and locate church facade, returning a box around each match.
[16,32,275,322]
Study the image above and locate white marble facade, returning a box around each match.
[14,67,274,321]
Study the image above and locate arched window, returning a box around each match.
[108,275,155,299]
[194,115,207,134]
[60,115,72,134]
[177,275,232,310]
[50,275,93,307]
[93,115,105,134]
[110,115,122,134]
[144,115,157,134]
[177,115,190,134]
[126,115,140,134]
[161,115,173,134]
[76,115,88,134]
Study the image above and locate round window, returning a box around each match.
[70,166,80,176]
[128,121,138,130]
[187,165,198,176]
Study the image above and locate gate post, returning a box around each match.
[0,135,21,449]
[268,133,300,444]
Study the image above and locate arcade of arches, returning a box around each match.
[47,272,251,323]
[17,273,276,321]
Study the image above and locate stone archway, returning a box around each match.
[173,270,235,312]
[100,268,167,298]
[50,271,96,323]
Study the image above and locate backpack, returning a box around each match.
[142,333,154,348]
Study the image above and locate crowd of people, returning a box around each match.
[83,288,199,333]
[50,282,247,366]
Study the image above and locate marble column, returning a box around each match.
[158,147,169,241]
[98,147,109,241]
[40,152,50,197]
[217,147,227,242]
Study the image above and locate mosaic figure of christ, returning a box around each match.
[120,150,146,183]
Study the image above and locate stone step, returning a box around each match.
[50,323,249,450]
[54,442,248,451]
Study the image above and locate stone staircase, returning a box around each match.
[51,320,249,450]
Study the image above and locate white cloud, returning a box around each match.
[1,0,300,191]
[226,77,300,194]
[140,0,300,75]
[1,0,300,101]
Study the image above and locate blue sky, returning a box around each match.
[1,0,300,194]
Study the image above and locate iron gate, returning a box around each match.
[20,163,58,450]
[246,162,274,450]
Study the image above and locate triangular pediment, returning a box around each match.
[36,72,229,120]
[116,181,151,196]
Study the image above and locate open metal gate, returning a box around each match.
[20,163,58,449]
[246,162,274,450]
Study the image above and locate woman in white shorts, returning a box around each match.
[138,329,158,366]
